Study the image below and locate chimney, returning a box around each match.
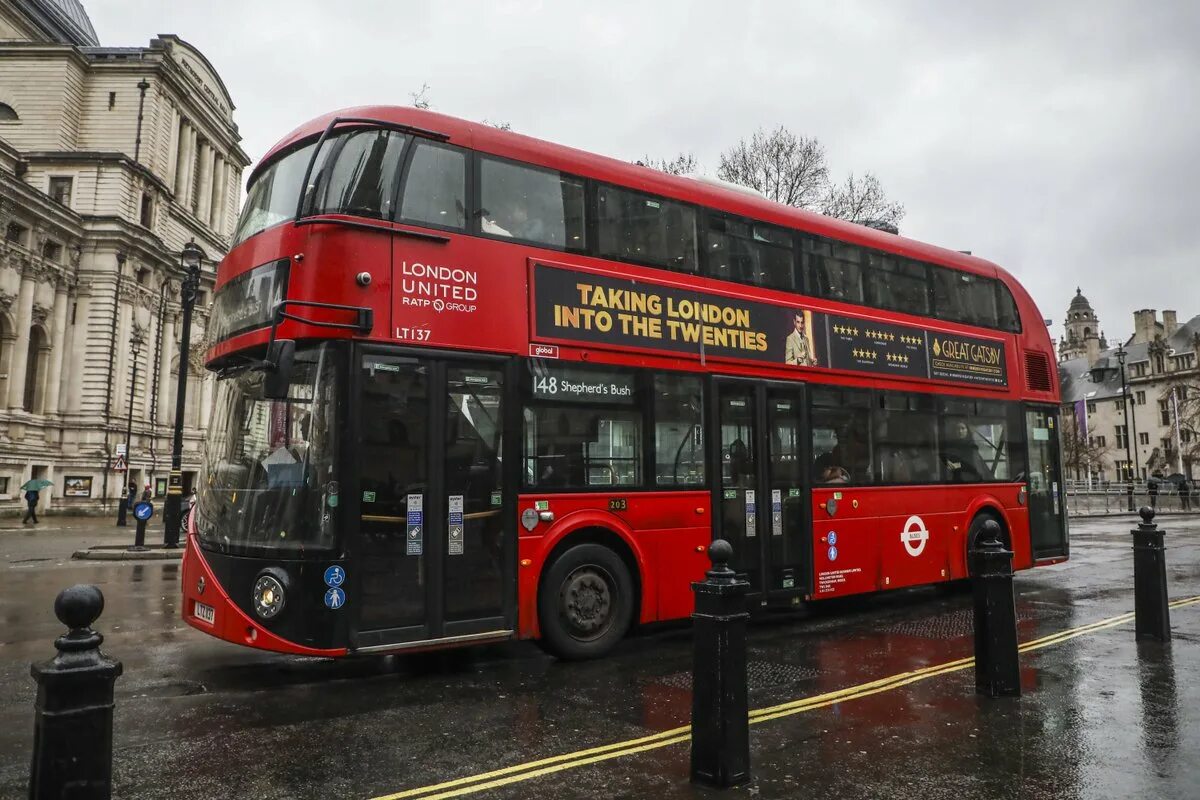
[1085,336,1101,366]
[1132,309,1157,344]
[1163,310,1178,338]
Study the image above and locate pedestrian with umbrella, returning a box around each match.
[21,478,52,525]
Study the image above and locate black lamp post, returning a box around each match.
[163,240,205,547]
[1115,342,1138,511]
[116,330,145,527]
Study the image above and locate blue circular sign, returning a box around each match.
[324,587,346,610]
[827,531,838,546]
[134,501,154,521]
[323,565,345,588]
[827,545,838,561]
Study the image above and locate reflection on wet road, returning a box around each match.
[1,515,1198,799]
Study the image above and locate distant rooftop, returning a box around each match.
[27,0,100,47]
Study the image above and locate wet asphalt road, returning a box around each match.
[1,515,1199,800]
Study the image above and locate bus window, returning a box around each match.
[810,387,873,484]
[522,363,642,489]
[705,214,795,291]
[996,283,1022,332]
[479,157,586,249]
[654,374,705,486]
[232,141,322,246]
[303,129,408,220]
[804,236,865,304]
[874,393,940,484]
[867,254,930,316]
[932,267,999,329]
[397,141,467,230]
[597,185,698,273]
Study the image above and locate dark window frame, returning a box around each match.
[392,137,471,234]
[594,181,701,274]
[701,209,799,293]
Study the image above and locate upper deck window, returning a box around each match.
[232,141,320,247]
[932,266,998,329]
[867,254,931,316]
[303,129,407,221]
[804,236,865,304]
[479,157,585,249]
[397,141,467,230]
[597,185,698,273]
[705,214,795,291]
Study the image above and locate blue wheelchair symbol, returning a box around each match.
[323,565,345,588]
[324,587,345,610]
[827,531,837,546]
[134,501,154,521]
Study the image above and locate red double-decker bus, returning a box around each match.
[182,106,1067,659]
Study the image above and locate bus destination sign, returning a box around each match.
[531,263,1007,388]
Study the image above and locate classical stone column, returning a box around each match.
[195,141,213,221]
[174,120,192,197]
[199,371,214,430]
[65,285,90,415]
[5,265,36,409]
[43,276,70,416]
[165,106,181,188]
[209,154,225,229]
[156,310,176,425]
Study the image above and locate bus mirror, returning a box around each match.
[263,339,296,399]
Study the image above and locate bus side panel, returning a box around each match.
[811,484,1030,597]
[514,491,709,639]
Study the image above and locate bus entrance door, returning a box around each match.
[713,378,812,602]
[350,351,515,653]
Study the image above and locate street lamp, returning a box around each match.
[116,328,145,527]
[1115,342,1139,511]
[163,240,205,547]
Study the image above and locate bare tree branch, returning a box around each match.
[717,127,829,208]
[821,171,906,229]
[636,153,698,176]
[409,83,432,110]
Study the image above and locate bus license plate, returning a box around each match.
[193,601,215,624]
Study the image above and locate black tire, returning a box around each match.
[537,542,635,660]
[965,511,1008,577]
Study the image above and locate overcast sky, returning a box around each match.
[89,0,1200,343]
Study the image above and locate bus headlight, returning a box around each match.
[252,571,288,621]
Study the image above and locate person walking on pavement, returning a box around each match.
[1181,477,1192,512]
[1148,471,1162,510]
[22,486,39,525]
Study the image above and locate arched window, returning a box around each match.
[0,102,18,121]
[22,326,47,412]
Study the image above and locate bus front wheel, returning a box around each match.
[537,543,634,660]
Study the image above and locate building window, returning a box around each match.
[1183,429,1193,444]
[1096,435,1106,447]
[1160,400,1171,426]
[1115,425,1127,449]
[41,240,63,263]
[1139,432,1149,446]
[1086,401,1096,413]
[140,192,153,227]
[1115,398,1125,411]
[1136,390,1146,405]
[1133,363,1147,377]
[108,91,116,109]
[136,267,150,285]
[0,102,17,121]
[5,221,27,245]
[49,177,73,207]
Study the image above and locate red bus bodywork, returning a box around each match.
[183,106,1064,657]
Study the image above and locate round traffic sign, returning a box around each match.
[323,565,345,588]
[134,501,154,521]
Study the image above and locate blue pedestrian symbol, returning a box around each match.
[827,545,838,562]
[134,501,154,521]
[324,587,345,610]
[323,565,345,588]
[827,531,837,546]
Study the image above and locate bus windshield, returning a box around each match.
[196,343,340,555]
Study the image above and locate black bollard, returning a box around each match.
[29,585,123,800]
[690,539,750,788]
[970,520,1021,697]
[1132,506,1171,642]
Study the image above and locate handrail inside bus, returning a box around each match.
[292,115,451,226]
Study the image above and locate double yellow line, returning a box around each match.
[372,595,1200,800]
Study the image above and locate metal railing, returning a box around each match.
[1064,482,1195,516]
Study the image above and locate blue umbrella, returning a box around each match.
[21,479,53,491]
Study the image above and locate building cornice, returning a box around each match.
[20,151,175,195]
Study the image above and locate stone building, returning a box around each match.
[1058,290,1200,483]
[0,0,249,514]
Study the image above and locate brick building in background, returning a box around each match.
[0,0,249,513]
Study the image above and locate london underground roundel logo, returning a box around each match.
[901,515,929,557]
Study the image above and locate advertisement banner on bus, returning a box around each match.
[532,263,1008,388]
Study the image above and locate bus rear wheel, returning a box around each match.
[538,543,634,660]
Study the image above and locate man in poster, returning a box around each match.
[784,310,816,366]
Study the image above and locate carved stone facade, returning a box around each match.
[0,0,249,513]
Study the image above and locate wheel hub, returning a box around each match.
[562,568,613,638]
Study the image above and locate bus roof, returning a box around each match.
[253,105,1016,287]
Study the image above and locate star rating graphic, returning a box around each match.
[833,324,862,337]
[900,334,922,346]
[886,353,911,364]
[852,348,879,359]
